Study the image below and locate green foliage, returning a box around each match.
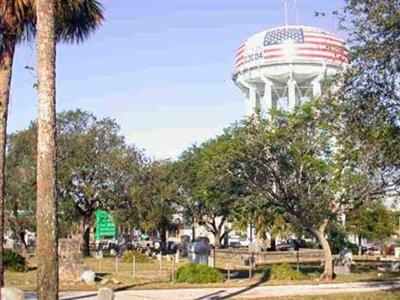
[327,225,358,255]
[335,0,400,190]
[1,0,104,44]
[347,201,396,242]
[6,110,146,248]
[120,250,150,263]
[265,263,308,280]
[175,126,247,247]
[235,102,373,227]
[5,126,37,248]
[4,249,27,272]
[176,264,225,284]
[126,160,177,233]
[229,101,388,279]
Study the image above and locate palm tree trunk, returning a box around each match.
[36,0,58,298]
[0,36,16,288]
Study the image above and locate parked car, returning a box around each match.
[276,240,299,251]
[136,238,161,255]
[96,239,120,256]
[362,242,381,255]
[228,236,247,248]
[229,241,242,248]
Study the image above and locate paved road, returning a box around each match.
[24,280,400,299]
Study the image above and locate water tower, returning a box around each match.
[232,25,348,117]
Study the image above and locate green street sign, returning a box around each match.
[96,209,116,241]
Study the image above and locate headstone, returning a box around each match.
[334,248,353,275]
[208,255,214,268]
[4,238,15,250]
[1,287,25,300]
[81,270,96,283]
[338,248,353,262]
[59,237,92,282]
[189,239,210,265]
[395,247,400,259]
[97,287,114,300]
[391,261,400,272]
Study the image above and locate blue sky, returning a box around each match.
[10,0,344,159]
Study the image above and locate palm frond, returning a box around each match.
[54,0,104,43]
[1,0,35,43]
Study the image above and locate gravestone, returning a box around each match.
[189,239,210,265]
[81,270,96,283]
[395,247,400,259]
[391,261,400,272]
[334,248,353,275]
[97,287,114,300]
[59,237,92,282]
[1,287,25,300]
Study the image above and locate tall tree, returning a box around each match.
[36,0,58,297]
[233,103,387,280]
[334,0,400,188]
[131,160,177,249]
[4,110,144,256]
[57,110,142,256]
[0,1,32,287]
[0,0,103,286]
[347,201,396,253]
[177,130,247,248]
[5,126,37,255]
[232,195,293,250]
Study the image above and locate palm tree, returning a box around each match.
[0,0,103,287]
[36,0,57,296]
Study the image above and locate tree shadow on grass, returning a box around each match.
[194,268,272,300]
[60,279,167,300]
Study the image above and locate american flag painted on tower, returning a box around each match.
[264,28,304,46]
[235,26,348,72]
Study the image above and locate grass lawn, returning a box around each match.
[4,256,400,292]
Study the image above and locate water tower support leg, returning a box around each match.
[263,82,272,118]
[288,79,296,110]
[312,80,321,98]
[246,86,257,116]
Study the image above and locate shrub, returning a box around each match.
[176,264,225,283]
[265,263,308,280]
[4,249,27,272]
[120,250,150,263]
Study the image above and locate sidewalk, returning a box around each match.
[24,280,400,299]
